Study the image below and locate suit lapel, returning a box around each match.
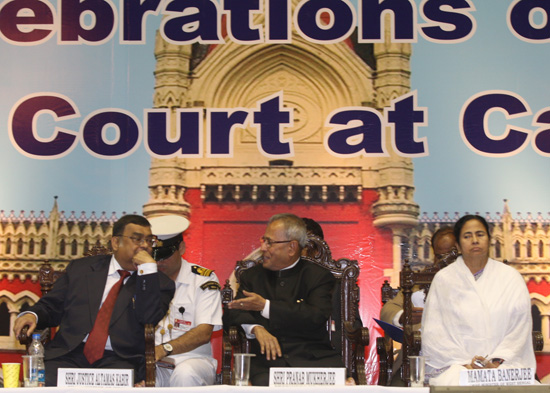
[110,272,136,326]
[87,256,110,326]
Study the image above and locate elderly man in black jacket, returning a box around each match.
[223,213,342,386]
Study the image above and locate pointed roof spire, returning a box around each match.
[502,198,510,216]
[49,196,60,222]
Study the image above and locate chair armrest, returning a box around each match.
[222,325,250,385]
[144,324,156,387]
[221,327,237,385]
[343,321,369,385]
[19,325,31,347]
[376,336,393,386]
[227,325,243,347]
[19,327,50,348]
[344,321,369,346]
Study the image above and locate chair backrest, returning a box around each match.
[380,280,400,304]
[84,244,112,256]
[17,260,62,347]
[19,260,64,345]
[225,234,363,381]
[377,262,441,386]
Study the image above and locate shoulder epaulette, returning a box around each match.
[200,281,221,291]
[192,265,213,276]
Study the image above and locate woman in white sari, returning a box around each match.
[422,214,536,386]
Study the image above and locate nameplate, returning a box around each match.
[269,367,346,386]
[58,368,133,387]
[459,367,535,386]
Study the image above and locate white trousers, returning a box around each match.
[155,357,217,387]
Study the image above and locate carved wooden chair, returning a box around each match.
[377,261,472,385]
[220,235,369,385]
[398,260,439,385]
[377,260,544,386]
[19,245,157,387]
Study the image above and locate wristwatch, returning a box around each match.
[162,343,173,356]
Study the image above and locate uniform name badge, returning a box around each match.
[173,318,192,331]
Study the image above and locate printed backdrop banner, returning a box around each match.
[0,0,548,214]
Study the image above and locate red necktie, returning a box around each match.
[84,269,131,364]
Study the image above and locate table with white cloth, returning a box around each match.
[0,385,426,393]
[2,385,550,392]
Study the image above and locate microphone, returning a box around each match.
[179,307,185,315]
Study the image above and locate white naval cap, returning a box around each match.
[149,215,190,242]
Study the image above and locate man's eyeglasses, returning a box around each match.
[117,235,158,247]
[260,237,293,247]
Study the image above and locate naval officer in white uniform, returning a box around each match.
[149,215,223,387]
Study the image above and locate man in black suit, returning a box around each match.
[13,214,175,386]
[223,213,342,386]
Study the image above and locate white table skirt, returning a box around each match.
[1,385,428,393]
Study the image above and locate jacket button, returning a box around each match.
[280,281,285,287]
